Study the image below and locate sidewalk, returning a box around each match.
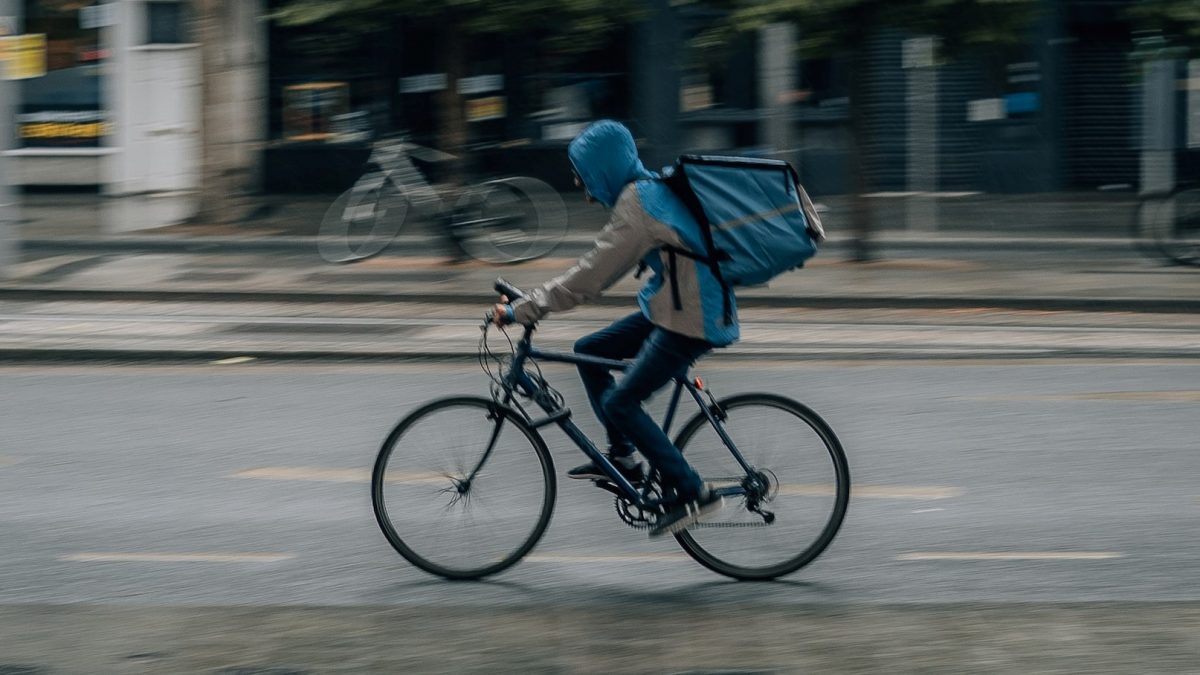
[1,247,1197,361]
[15,190,1141,248]
[2,188,1197,361]
[3,244,1196,312]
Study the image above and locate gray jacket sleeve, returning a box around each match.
[512,187,658,325]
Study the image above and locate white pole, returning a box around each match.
[759,23,796,166]
[904,36,938,232]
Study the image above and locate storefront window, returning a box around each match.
[146,1,188,45]
[19,0,107,148]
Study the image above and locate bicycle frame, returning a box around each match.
[467,324,762,509]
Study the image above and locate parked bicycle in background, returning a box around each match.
[1129,181,1200,267]
[318,136,569,265]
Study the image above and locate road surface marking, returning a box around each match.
[897,552,1122,561]
[525,553,689,563]
[912,508,945,513]
[233,469,962,499]
[212,356,257,365]
[61,552,294,563]
[233,467,368,482]
[232,467,447,484]
[234,469,963,500]
[980,391,1200,402]
[778,485,962,500]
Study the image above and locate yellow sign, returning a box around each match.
[21,121,111,140]
[466,96,506,123]
[0,34,47,80]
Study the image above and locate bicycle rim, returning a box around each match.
[371,397,556,579]
[317,181,409,263]
[454,177,568,264]
[672,394,850,580]
[1154,188,1200,266]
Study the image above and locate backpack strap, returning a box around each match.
[662,164,735,324]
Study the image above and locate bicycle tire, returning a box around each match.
[317,178,410,264]
[1129,192,1163,260]
[371,396,556,580]
[671,393,850,581]
[1151,186,1200,267]
[453,176,568,264]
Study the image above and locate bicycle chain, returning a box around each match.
[691,520,771,529]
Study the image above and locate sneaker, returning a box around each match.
[567,452,644,484]
[648,486,724,538]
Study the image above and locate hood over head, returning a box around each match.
[567,120,653,208]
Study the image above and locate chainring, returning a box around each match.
[614,496,654,530]
[613,478,664,530]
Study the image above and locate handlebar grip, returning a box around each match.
[494,277,527,301]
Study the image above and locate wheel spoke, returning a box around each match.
[371,398,556,579]
[673,395,849,580]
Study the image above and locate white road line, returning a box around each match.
[232,469,962,500]
[231,467,446,484]
[61,552,294,563]
[232,469,963,500]
[911,508,945,513]
[780,485,962,500]
[979,391,1200,402]
[212,356,257,365]
[897,552,1123,561]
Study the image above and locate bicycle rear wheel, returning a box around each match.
[317,178,410,263]
[672,394,849,580]
[371,396,556,579]
[453,177,568,264]
[1152,187,1200,266]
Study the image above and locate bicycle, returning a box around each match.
[370,278,850,581]
[318,137,568,265]
[1129,182,1200,267]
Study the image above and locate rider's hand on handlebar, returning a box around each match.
[492,295,513,326]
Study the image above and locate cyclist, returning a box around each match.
[492,120,737,537]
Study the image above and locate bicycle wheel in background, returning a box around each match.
[372,396,556,580]
[453,177,568,264]
[672,393,849,581]
[1130,192,1164,260]
[317,177,410,263]
[1152,187,1200,266]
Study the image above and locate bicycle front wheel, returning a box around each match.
[673,394,849,580]
[371,396,556,580]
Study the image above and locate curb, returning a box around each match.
[20,235,1140,256]
[2,346,1197,364]
[0,286,1196,313]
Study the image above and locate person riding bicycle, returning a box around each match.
[492,120,737,537]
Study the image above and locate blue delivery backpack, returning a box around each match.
[658,154,826,323]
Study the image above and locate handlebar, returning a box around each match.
[494,277,527,302]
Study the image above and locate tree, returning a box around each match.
[688,0,1038,261]
[272,0,641,183]
[1129,0,1200,56]
[192,0,268,226]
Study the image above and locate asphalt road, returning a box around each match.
[1,359,1197,672]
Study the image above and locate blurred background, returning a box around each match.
[0,0,1197,247]
[1,1,1199,673]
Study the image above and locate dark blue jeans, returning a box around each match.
[574,312,713,500]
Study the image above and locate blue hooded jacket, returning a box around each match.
[514,120,739,346]
[567,120,654,208]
